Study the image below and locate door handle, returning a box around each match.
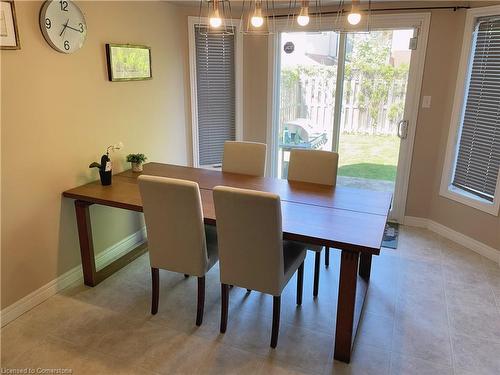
[397,120,409,140]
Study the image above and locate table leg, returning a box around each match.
[74,200,148,287]
[334,250,369,363]
[75,200,98,286]
[359,253,372,281]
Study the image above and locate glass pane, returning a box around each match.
[278,31,340,178]
[338,29,412,193]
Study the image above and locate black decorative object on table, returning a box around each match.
[89,154,112,186]
[89,142,124,186]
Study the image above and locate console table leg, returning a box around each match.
[74,200,148,287]
[75,200,97,286]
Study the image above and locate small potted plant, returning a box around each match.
[89,142,124,185]
[126,153,147,172]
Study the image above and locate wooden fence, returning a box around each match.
[280,72,408,136]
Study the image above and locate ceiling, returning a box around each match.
[167,0,472,7]
[166,1,471,11]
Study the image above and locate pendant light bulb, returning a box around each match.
[209,1,222,28]
[251,14,264,28]
[251,1,264,28]
[210,15,222,28]
[347,1,361,25]
[347,12,361,25]
[297,5,310,27]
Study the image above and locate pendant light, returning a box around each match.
[347,0,362,25]
[333,0,371,33]
[198,0,234,36]
[297,1,310,27]
[251,0,264,27]
[209,0,222,28]
[241,0,276,35]
[286,0,323,32]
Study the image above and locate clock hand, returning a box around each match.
[59,19,69,37]
[66,24,83,33]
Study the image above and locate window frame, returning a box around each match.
[439,5,500,216]
[188,16,243,168]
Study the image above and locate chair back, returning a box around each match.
[138,175,208,276]
[222,141,267,177]
[287,149,338,186]
[213,186,284,295]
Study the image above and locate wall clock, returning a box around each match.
[39,0,87,54]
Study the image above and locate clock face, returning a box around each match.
[39,0,87,54]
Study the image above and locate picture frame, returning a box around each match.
[1,0,20,50]
[105,43,152,82]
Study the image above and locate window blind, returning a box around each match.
[195,25,236,166]
[452,17,500,202]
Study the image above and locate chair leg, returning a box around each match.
[246,289,252,293]
[220,283,229,333]
[196,276,205,326]
[296,261,304,306]
[151,267,159,315]
[271,296,281,348]
[313,252,320,298]
[325,247,330,268]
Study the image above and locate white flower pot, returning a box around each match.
[131,162,143,172]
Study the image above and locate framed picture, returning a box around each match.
[1,0,20,49]
[106,44,152,82]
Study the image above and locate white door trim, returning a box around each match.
[266,12,431,223]
[391,14,431,222]
[266,31,281,177]
[188,17,243,168]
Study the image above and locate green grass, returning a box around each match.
[337,134,399,181]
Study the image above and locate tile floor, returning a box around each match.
[1,226,500,374]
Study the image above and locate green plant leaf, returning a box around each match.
[126,153,148,163]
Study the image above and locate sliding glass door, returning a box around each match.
[277,31,341,178]
[273,20,426,222]
[337,29,412,194]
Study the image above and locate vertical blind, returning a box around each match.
[452,17,500,202]
[195,25,236,166]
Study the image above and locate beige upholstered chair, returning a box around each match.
[138,175,218,326]
[287,148,339,298]
[222,141,267,177]
[213,186,306,348]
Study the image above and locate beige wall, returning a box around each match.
[404,10,457,220]
[1,1,189,308]
[243,36,268,142]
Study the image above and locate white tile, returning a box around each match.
[2,227,497,375]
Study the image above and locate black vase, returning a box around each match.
[99,170,112,186]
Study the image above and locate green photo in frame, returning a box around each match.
[106,43,152,82]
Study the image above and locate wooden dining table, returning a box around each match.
[63,162,392,363]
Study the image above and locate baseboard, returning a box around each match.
[0,261,83,329]
[0,228,147,328]
[404,216,500,265]
[402,216,429,228]
[94,227,147,269]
